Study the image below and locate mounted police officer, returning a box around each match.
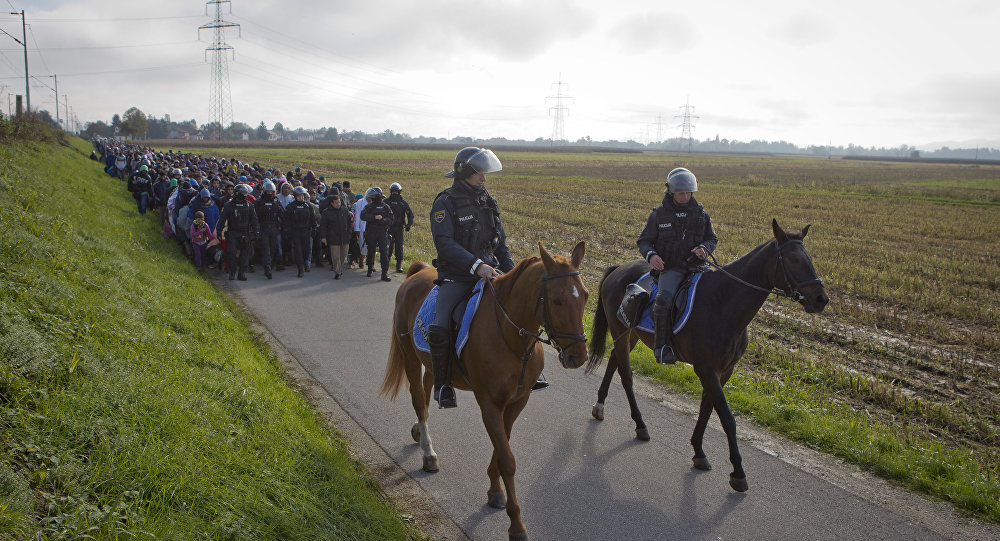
[255,181,284,279]
[428,147,515,408]
[360,187,394,282]
[216,184,260,281]
[637,167,717,364]
[385,182,415,273]
[284,186,316,278]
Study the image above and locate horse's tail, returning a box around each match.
[379,292,412,400]
[585,265,619,374]
[379,327,408,400]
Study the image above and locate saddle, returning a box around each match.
[412,279,486,359]
[617,271,705,335]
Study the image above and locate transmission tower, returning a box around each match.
[546,75,572,145]
[655,112,665,144]
[199,0,240,140]
[674,96,699,153]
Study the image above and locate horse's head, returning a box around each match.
[538,241,589,369]
[771,219,829,313]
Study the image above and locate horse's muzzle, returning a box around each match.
[559,342,589,369]
[803,287,829,313]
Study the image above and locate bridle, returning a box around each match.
[707,239,823,303]
[486,269,587,393]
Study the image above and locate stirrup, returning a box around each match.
[531,372,549,391]
[656,345,676,365]
[436,385,457,409]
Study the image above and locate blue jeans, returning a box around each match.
[136,193,148,215]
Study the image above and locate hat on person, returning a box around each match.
[170,178,178,187]
[189,179,199,188]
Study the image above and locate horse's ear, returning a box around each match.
[772,218,789,244]
[538,242,556,271]
[801,224,811,239]
[570,241,586,269]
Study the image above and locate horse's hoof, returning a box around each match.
[422,455,439,473]
[411,423,421,443]
[635,428,650,441]
[591,403,604,421]
[692,457,711,471]
[509,532,529,541]
[729,474,748,492]
[487,491,506,509]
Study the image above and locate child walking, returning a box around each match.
[190,210,215,270]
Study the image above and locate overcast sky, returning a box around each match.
[2,0,998,149]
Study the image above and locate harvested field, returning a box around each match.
[176,144,1000,517]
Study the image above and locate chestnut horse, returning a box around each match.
[586,220,828,492]
[380,242,588,541]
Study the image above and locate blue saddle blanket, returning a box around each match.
[635,272,703,335]
[413,279,486,358]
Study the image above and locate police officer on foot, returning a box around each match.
[284,186,316,277]
[255,181,284,279]
[637,167,717,364]
[428,147,515,408]
[360,187,394,282]
[385,182,414,273]
[216,184,260,281]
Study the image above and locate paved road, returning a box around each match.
[223,264,994,541]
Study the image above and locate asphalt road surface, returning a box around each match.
[222,263,995,541]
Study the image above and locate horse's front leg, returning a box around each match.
[480,397,528,541]
[407,359,438,472]
[690,389,714,470]
[700,370,747,492]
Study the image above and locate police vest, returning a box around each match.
[653,200,707,267]
[437,187,501,256]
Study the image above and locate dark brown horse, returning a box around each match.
[380,242,588,541]
[586,220,828,492]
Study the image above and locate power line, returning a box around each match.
[0,62,203,78]
[29,15,202,23]
[0,39,197,52]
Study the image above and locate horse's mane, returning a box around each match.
[722,231,803,272]
[493,255,541,299]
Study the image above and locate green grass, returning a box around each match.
[628,343,1000,522]
[0,138,423,539]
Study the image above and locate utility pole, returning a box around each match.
[674,96,698,153]
[5,10,29,113]
[63,94,68,131]
[199,0,240,140]
[46,74,58,126]
[655,112,664,144]
[546,74,571,145]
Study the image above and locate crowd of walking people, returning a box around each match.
[92,137,415,282]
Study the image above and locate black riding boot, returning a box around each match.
[428,326,456,408]
[652,305,676,364]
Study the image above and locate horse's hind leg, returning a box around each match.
[406,359,438,472]
[592,352,617,421]
[616,337,649,441]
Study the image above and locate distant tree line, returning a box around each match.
[78,106,999,159]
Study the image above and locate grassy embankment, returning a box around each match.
[180,145,1000,522]
[0,136,422,538]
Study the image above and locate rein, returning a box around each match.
[486,269,586,394]
[706,239,823,302]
